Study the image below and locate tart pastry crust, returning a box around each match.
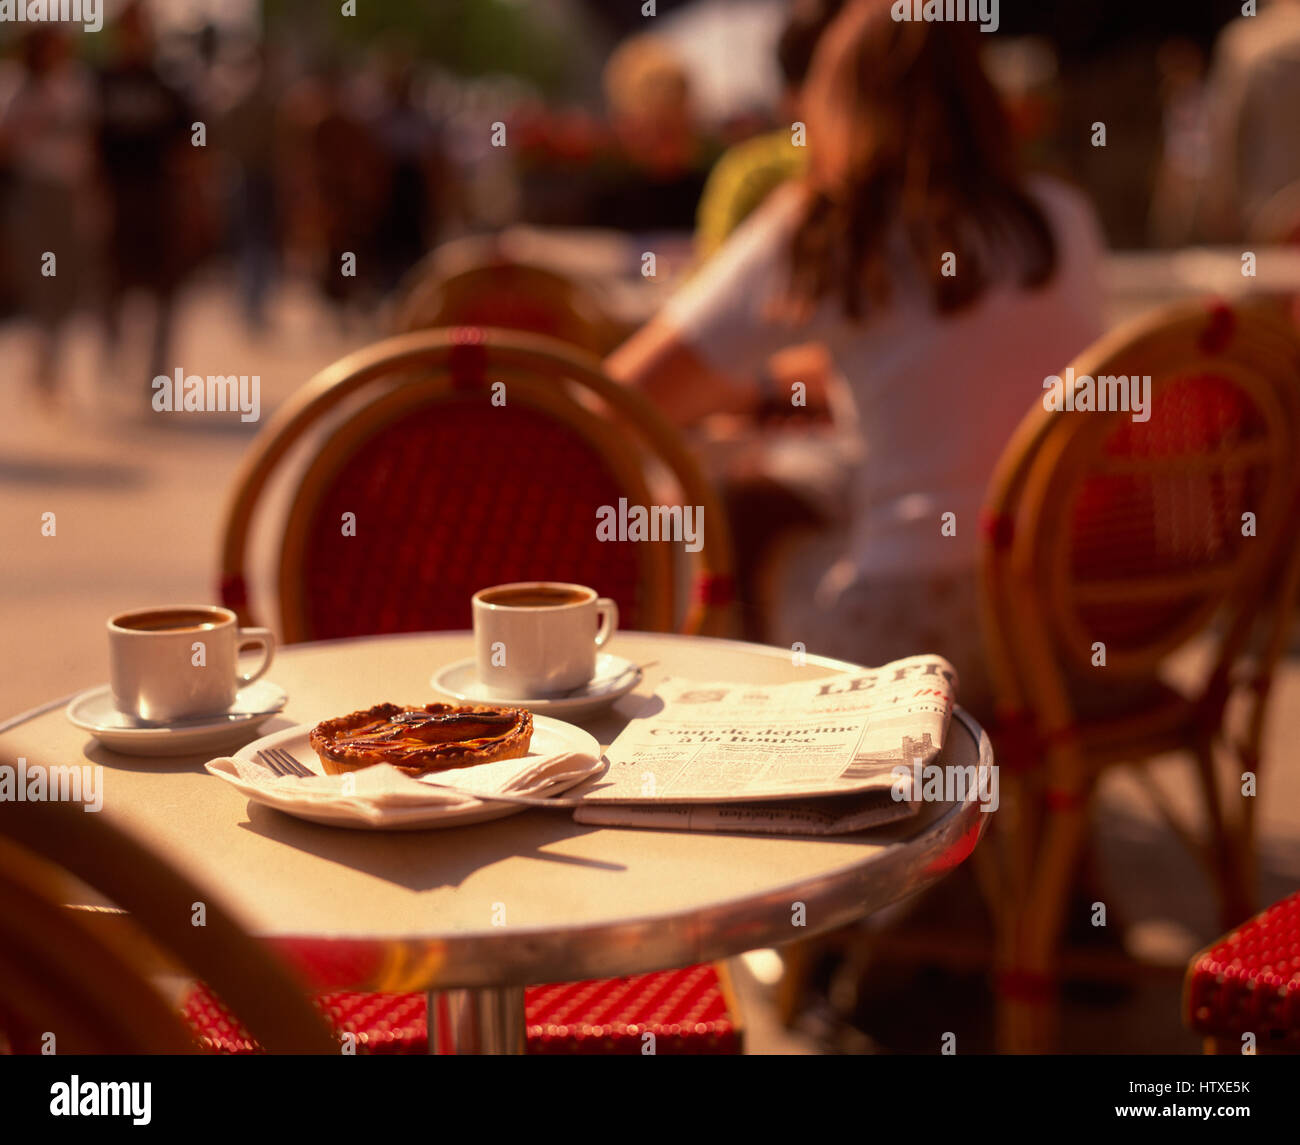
[309,702,534,776]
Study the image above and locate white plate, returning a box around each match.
[431,654,642,719]
[216,716,603,830]
[66,680,288,757]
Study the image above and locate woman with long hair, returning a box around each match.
[607,0,1105,717]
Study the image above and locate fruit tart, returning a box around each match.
[309,702,533,777]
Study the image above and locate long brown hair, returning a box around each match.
[786,0,1056,321]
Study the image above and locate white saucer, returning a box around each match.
[66,680,288,757]
[431,654,642,719]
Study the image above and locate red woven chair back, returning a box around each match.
[981,300,1300,707]
[220,328,735,642]
[1049,371,1281,669]
[282,390,655,640]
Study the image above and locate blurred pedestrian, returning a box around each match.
[0,28,97,406]
[95,1,194,389]
[1148,39,1209,248]
[219,45,283,333]
[371,53,448,295]
[589,34,716,233]
[299,61,387,319]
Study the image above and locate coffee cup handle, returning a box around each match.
[236,627,276,686]
[594,598,618,648]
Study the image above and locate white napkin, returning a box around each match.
[204,749,600,826]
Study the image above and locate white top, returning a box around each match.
[663,176,1106,580]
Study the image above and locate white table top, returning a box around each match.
[0,630,991,991]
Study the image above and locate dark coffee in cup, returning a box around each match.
[472,581,618,697]
[113,608,226,632]
[476,586,590,609]
[108,605,276,722]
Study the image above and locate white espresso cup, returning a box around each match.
[108,605,275,723]
[472,582,617,699]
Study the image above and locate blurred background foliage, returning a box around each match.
[264,0,574,94]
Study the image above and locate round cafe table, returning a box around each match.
[0,630,992,1054]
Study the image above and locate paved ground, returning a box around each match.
[2,271,1298,1054]
[0,273,376,715]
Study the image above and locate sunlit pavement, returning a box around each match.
[0,271,375,718]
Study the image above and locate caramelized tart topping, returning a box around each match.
[332,710,523,753]
[309,702,534,775]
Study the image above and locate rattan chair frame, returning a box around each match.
[977,299,1300,1053]
[0,797,337,1053]
[219,327,736,642]
[391,245,621,355]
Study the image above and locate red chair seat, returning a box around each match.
[183,965,742,1055]
[526,967,740,1054]
[1186,891,1300,1048]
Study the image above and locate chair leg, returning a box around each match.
[971,839,1007,936]
[774,939,812,1028]
[996,799,1092,1054]
[1235,724,1265,915]
[1192,737,1254,929]
[773,933,848,1028]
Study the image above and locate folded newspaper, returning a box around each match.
[572,654,958,836]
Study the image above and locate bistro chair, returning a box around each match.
[219,326,734,639]
[1185,889,1300,1053]
[978,298,1300,1053]
[0,794,336,1054]
[206,326,741,1054]
[391,239,622,355]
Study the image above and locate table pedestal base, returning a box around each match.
[427,986,526,1054]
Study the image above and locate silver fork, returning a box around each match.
[255,746,593,809]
